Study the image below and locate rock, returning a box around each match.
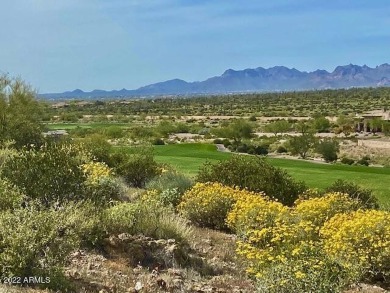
[134,281,143,291]
[118,233,132,241]
[156,239,167,246]
[165,244,177,254]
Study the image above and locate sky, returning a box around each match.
[0,0,389,93]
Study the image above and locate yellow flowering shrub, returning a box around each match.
[237,220,318,268]
[82,161,112,185]
[235,193,368,291]
[226,193,288,235]
[236,220,350,292]
[321,210,390,278]
[178,182,263,230]
[293,192,360,226]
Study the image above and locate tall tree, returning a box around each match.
[0,75,44,148]
[288,133,317,159]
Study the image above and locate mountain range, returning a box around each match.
[40,63,390,99]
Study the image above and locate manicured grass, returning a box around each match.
[118,143,390,205]
[267,158,390,205]
[148,143,390,206]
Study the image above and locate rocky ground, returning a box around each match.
[0,228,387,293]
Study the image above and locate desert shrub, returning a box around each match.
[151,137,165,145]
[293,192,360,226]
[82,133,112,164]
[325,179,378,209]
[237,217,358,292]
[315,139,339,162]
[84,177,125,205]
[0,178,25,210]
[104,199,192,243]
[253,254,354,293]
[0,204,81,290]
[276,145,288,153]
[144,188,183,209]
[357,157,370,166]
[321,210,390,281]
[178,182,244,230]
[197,156,307,206]
[340,157,355,165]
[103,125,124,139]
[222,139,231,147]
[1,143,89,206]
[235,143,249,153]
[82,161,124,204]
[226,192,288,235]
[103,202,138,235]
[146,170,193,199]
[70,201,106,247]
[112,148,161,188]
[0,146,18,169]
[247,144,269,155]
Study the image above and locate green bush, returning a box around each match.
[104,199,192,243]
[340,157,355,165]
[112,148,161,188]
[0,146,18,169]
[315,139,339,162]
[276,145,288,153]
[197,156,307,206]
[148,169,193,197]
[254,256,355,293]
[103,125,124,139]
[82,133,112,164]
[83,176,125,205]
[222,139,231,147]
[0,178,25,210]
[0,204,81,290]
[151,138,165,145]
[325,179,379,209]
[69,201,106,248]
[103,202,138,235]
[357,156,370,166]
[1,143,88,206]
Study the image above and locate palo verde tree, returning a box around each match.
[265,120,291,136]
[213,119,253,142]
[0,75,44,149]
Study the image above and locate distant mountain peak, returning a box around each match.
[40,63,390,99]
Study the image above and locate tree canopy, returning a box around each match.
[0,75,44,148]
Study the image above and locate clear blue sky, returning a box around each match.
[1,0,389,93]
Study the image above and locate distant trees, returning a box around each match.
[264,120,291,136]
[336,115,354,136]
[213,119,253,142]
[369,118,383,134]
[312,116,331,133]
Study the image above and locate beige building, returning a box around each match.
[356,109,390,132]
